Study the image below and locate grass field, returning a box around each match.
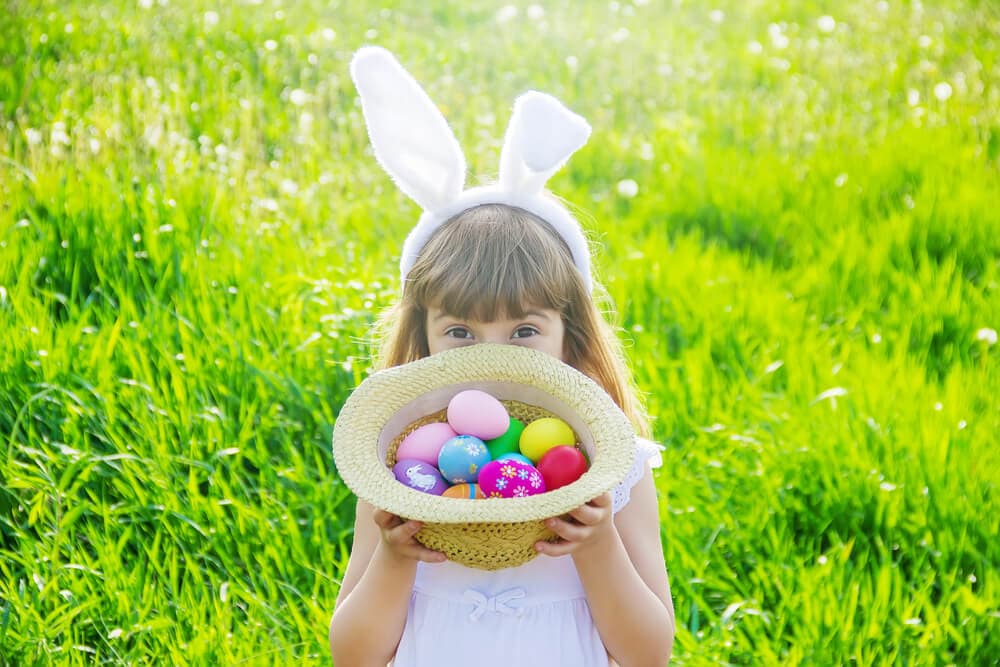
[1,0,998,664]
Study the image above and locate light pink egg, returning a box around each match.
[447,390,510,440]
[396,422,458,465]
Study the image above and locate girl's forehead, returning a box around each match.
[427,303,557,323]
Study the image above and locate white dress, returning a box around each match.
[392,438,663,666]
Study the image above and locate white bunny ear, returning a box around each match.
[498,91,591,195]
[350,47,466,212]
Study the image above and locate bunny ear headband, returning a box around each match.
[350,46,593,293]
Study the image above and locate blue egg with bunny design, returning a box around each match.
[437,435,492,484]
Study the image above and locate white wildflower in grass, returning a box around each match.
[918,35,932,48]
[747,40,763,54]
[611,27,630,43]
[204,11,219,27]
[256,198,279,212]
[769,24,789,49]
[817,15,836,33]
[496,5,518,23]
[527,4,544,20]
[89,138,100,153]
[264,39,278,51]
[280,179,298,196]
[975,327,997,345]
[709,9,724,23]
[321,28,336,41]
[138,0,153,7]
[51,122,70,145]
[25,128,42,145]
[908,89,920,106]
[617,179,639,198]
[289,89,309,106]
[65,23,74,34]
[933,82,953,101]
[565,55,578,70]
[835,173,848,187]
[639,142,654,160]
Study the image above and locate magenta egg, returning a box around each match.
[447,390,509,440]
[478,459,546,499]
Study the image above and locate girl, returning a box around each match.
[330,47,674,666]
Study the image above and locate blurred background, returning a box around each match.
[1,0,998,664]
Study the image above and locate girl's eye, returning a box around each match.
[512,326,539,339]
[445,327,473,339]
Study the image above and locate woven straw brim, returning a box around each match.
[332,344,636,569]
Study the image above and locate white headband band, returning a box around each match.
[350,46,594,293]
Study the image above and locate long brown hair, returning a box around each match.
[374,204,650,437]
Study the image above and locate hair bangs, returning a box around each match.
[405,205,580,321]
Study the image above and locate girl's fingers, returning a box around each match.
[566,492,613,525]
[567,503,603,526]
[372,509,403,530]
[545,516,588,542]
[413,546,448,563]
[535,539,576,558]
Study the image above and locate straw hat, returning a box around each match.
[332,344,636,570]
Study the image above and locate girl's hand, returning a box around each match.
[372,509,447,563]
[534,492,616,558]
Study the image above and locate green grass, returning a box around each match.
[1,0,998,664]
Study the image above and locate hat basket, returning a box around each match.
[332,344,636,570]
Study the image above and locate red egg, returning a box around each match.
[537,446,588,491]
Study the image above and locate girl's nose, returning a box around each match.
[480,334,508,345]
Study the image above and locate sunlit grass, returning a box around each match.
[1,0,998,664]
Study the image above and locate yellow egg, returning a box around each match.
[519,417,576,463]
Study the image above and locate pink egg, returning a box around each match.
[478,459,546,499]
[447,390,509,440]
[396,422,458,465]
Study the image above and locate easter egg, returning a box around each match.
[478,459,546,499]
[437,435,492,484]
[537,446,589,491]
[392,459,449,495]
[442,483,485,499]
[396,422,458,465]
[485,418,525,459]
[447,390,509,440]
[497,452,533,466]
[519,417,576,463]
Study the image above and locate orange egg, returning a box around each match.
[442,483,485,499]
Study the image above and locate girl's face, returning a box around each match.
[426,306,565,362]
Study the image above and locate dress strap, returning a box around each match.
[612,437,663,514]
